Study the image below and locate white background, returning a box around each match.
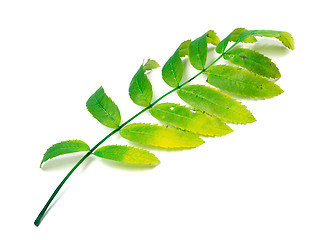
[1,0,326,239]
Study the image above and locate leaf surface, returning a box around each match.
[216,28,257,53]
[149,103,232,137]
[207,65,283,99]
[223,48,281,79]
[206,30,220,46]
[94,145,160,165]
[162,48,184,87]
[177,85,255,124]
[120,123,204,149]
[178,40,191,57]
[129,64,153,107]
[143,59,160,71]
[86,86,121,128]
[41,140,90,167]
[237,30,294,50]
[189,32,208,70]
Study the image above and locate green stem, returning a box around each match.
[34,43,237,227]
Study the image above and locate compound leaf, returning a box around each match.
[149,103,232,137]
[216,28,257,53]
[207,65,283,99]
[143,59,160,71]
[87,86,121,128]
[162,48,184,88]
[94,145,160,165]
[177,85,256,124]
[189,32,208,70]
[129,64,153,107]
[223,48,281,79]
[237,30,294,50]
[40,140,90,168]
[120,123,204,149]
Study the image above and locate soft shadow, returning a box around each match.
[250,39,291,57]
[99,158,158,172]
[41,152,91,171]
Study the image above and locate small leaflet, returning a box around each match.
[177,85,256,124]
[223,48,281,79]
[143,59,160,71]
[40,140,90,167]
[189,32,208,70]
[86,86,121,128]
[207,65,283,99]
[162,48,184,88]
[178,40,191,57]
[129,64,153,107]
[206,30,220,46]
[93,145,160,165]
[120,123,204,149]
[149,103,233,137]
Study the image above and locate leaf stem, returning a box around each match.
[34,43,237,227]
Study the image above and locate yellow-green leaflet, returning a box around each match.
[207,65,283,99]
[177,85,256,124]
[40,140,90,168]
[120,123,204,149]
[237,30,294,50]
[216,28,257,53]
[178,40,191,57]
[143,59,160,71]
[206,30,220,46]
[162,48,183,88]
[129,64,153,107]
[86,86,121,128]
[149,103,232,137]
[223,48,281,79]
[93,145,160,165]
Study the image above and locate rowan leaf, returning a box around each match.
[216,28,257,53]
[189,32,208,70]
[93,145,160,165]
[206,30,220,46]
[223,48,281,79]
[178,40,191,57]
[86,86,121,128]
[40,140,90,168]
[237,30,294,50]
[129,64,153,107]
[207,65,283,99]
[177,85,256,124]
[149,103,232,137]
[120,123,204,149]
[162,48,184,88]
[143,59,160,71]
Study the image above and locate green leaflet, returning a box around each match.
[189,32,208,70]
[216,28,257,53]
[149,103,232,137]
[143,59,160,71]
[223,48,281,79]
[237,30,294,50]
[162,48,184,88]
[40,140,90,167]
[93,145,160,165]
[129,63,153,107]
[207,65,283,99]
[206,30,220,46]
[120,123,204,149]
[86,86,121,128]
[178,40,191,57]
[177,85,256,124]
